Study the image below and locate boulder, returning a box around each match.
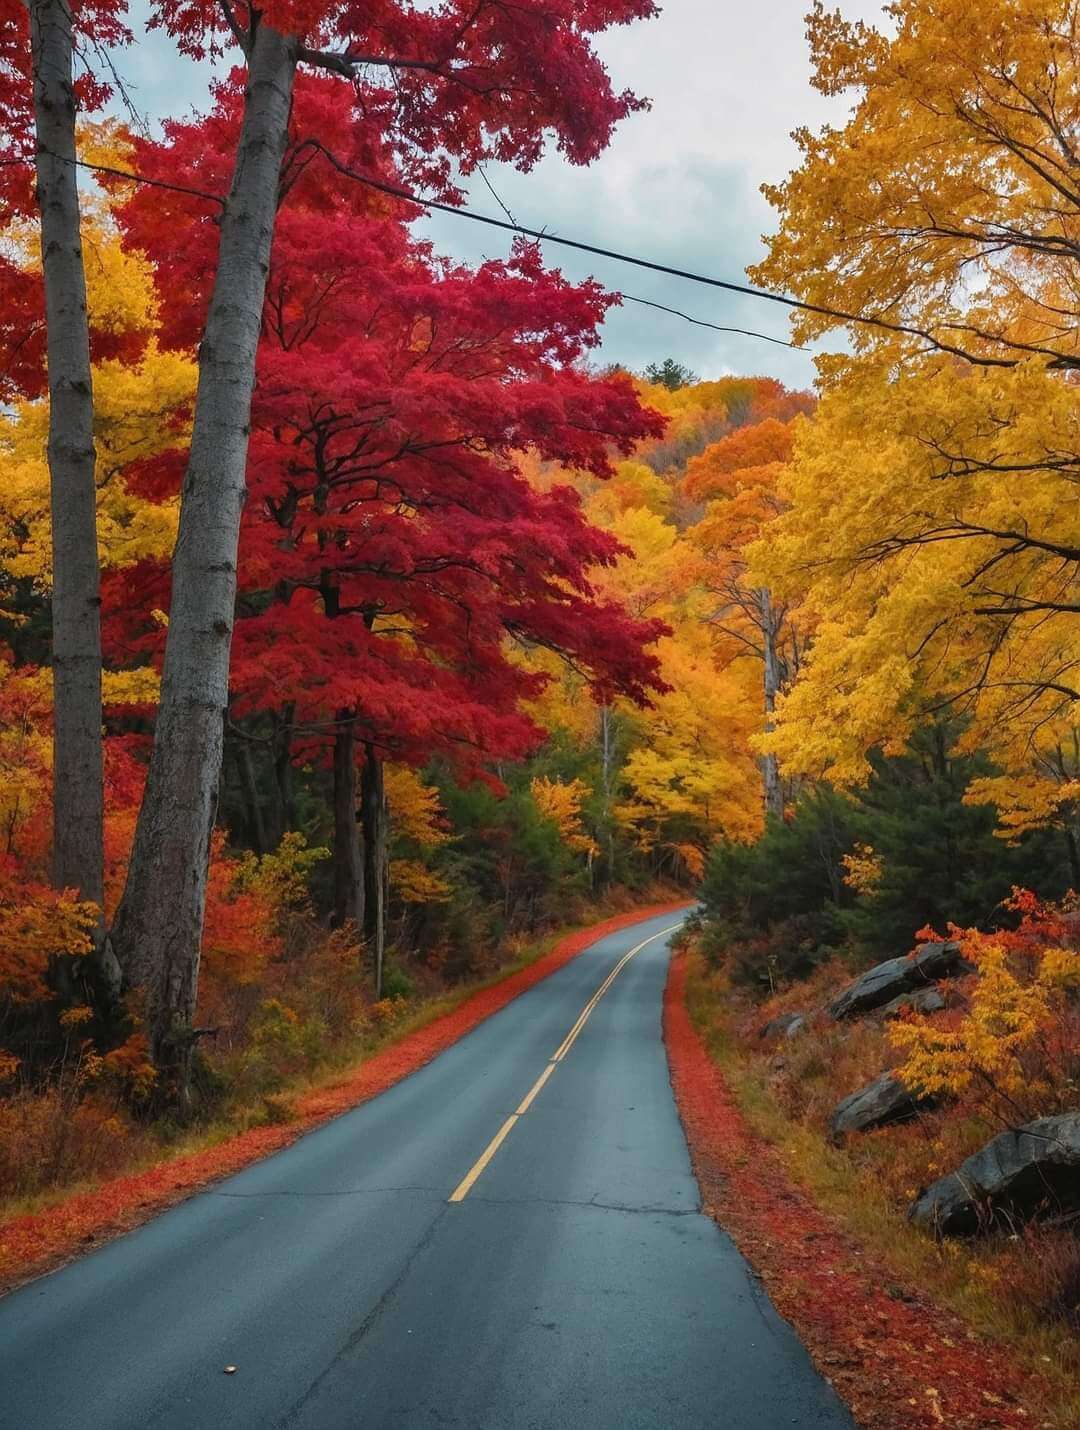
[830,1071,935,1140]
[829,941,971,1020]
[878,986,948,1020]
[760,1012,807,1041]
[910,1112,1080,1235]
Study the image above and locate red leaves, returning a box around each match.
[114,70,667,777]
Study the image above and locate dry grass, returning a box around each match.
[685,958,1080,1430]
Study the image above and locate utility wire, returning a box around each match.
[4,143,1043,367]
[2,147,798,350]
[471,162,798,350]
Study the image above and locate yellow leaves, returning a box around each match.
[101,668,161,708]
[755,0,1079,364]
[382,769,453,904]
[964,775,1080,841]
[889,931,1078,1112]
[384,765,450,848]
[747,0,1080,827]
[0,887,98,1003]
[389,859,452,904]
[531,776,598,858]
[0,342,193,586]
[747,357,1080,804]
[616,636,762,850]
[231,832,329,915]
[841,843,883,895]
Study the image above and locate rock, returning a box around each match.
[759,1011,805,1040]
[829,941,972,1020]
[830,1071,936,1139]
[910,1112,1080,1235]
[877,986,948,1020]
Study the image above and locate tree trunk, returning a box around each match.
[331,714,364,929]
[760,587,784,823]
[235,738,268,854]
[599,703,617,884]
[360,744,387,998]
[28,2,104,905]
[111,24,298,1096]
[269,704,296,845]
[28,0,121,1008]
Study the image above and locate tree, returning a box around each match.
[2,2,126,940]
[644,357,698,391]
[685,400,813,819]
[749,0,1080,838]
[104,0,658,1091]
[113,68,665,1016]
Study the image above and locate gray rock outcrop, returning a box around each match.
[830,1071,936,1140]
[910,1112,1080,1235]
[878,986,948,1020]
[829,942,971,1021]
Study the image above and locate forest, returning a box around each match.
[0,1,1077,1426]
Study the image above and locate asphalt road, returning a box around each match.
[1,910,853,1429]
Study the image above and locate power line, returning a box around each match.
[5,143,1043,368]
[4,147,797,351]
[619,294,797,349]
[304,143,1025,369]
[469,163,798,350]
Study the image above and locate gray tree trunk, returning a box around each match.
[28,0,104,909]
[331,714,364,929]
[599,703,617,884]
[235,738,268,854]
[111,24,298,1093]
[28,0,121,1007]
[361,745,387,999]
[759,586,784,823]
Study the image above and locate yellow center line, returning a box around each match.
[447,921,683,1204]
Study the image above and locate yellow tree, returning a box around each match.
[686,408,812,819]
[615,636,762,876]
[749,0,1080,856]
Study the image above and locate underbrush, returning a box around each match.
[684,945,1080,1429]
[0,880,675,1221]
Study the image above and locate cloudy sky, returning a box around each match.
[113,0,886,389]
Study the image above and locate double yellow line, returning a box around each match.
[448,921,683,1203]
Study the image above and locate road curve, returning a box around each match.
[1,910,852,1429]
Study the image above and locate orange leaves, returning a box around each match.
[890,893,1080,1120]
[684,416,797,506]
[0,872,97,1004]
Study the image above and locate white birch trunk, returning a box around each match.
[760,587,784,823]
[28,0,105,910]
[112,24,297,1087]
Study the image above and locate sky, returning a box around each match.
[111,0,888,390]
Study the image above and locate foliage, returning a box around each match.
[699,729,1075,990]
[890,892,1080,1124]
[748,0,1080,843]
[643,358,698,391]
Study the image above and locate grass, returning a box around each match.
[683,954,1080,1430]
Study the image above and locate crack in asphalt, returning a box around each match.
[213,1185,444,1200]
[467,1191,701,1217]
[214,1186,700,1217]
[277,1204,450,1428]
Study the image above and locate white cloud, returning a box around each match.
[109,0,889,387]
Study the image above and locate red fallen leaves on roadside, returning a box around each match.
[663,950,1033,1430]
[0,901,688,1294]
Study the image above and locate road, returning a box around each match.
[0,910,852,1429]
